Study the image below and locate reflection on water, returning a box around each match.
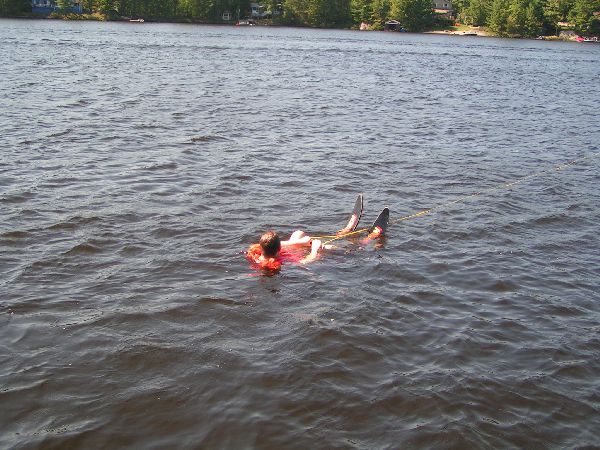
[1,18,600,448]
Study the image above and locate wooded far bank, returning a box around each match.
[1,0,599,38]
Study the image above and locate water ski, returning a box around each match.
[364,207,389,241]
[337,194,363,235]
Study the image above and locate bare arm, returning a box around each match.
[281,230,312,248]
[300,239,322,264]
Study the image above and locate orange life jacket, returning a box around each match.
[246,243,282,271]
[246,243,304,271]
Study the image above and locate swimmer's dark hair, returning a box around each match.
[260,231,281,258]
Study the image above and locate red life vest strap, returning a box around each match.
[246,244,282,270]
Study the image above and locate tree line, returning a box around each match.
[454,0,599,36]
[2,0,599,36]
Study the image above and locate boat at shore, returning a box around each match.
[129,18,144,23]
[575,35,599,42]
[235,19,255,26]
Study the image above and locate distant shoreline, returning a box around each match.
[0,14,586,42]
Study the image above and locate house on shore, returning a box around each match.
[32,0,82,14]
[433,0,454,20]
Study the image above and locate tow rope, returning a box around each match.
[314,154,594,246]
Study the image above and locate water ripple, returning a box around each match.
[1,18,599,449]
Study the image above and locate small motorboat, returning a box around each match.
[235,19,255,26]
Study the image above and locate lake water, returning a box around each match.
[1,18,600,448]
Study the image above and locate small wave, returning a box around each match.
[58,99,92,109]
[152,227,185,238]
[132,123,166,130]
[50,308,105,328]
[281,180,303,187]
[144,162,178,171]
[46,129,73,138]
[98,134,121,142]
[189,135,228,143]
[221,174,253,182]
[75,98,92,107]
[48,216,101,231]
[64,243,103,256]
[487,279,519,292]
[208,185,245,197]
[1,230,31,239]
[118,245,146,256]
[0,191,36,204]
[288,312,319,322]
[531,213,568,226]
[545,303,585,317]
[18,138,37,145]
[553,363,592,379]
[198,296,249,307]
[112,212,152,224]
[23,253,56,268]
[40,176,82,189]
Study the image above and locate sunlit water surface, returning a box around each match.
[1,18,600,448]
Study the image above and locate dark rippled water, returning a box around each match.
[1,18,600,448]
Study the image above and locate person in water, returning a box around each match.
[246,196,388,271]
[246,230,325,270]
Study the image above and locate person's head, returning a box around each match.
[259,231,281,258]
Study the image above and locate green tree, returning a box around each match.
[390,0,434,31]
[590,14,600,34]
[178,0,214,19]
[467,0,489,25]
[281,0,351,26]
[488,0,509,33]
[557,0,576,19]
[351,0,373,22]
[97,0,121,12]
[370,0,390,23]
[507,0,527,34]
[524,0,543,35]
[543,0,562,33]
[452,0,468,20]
[78,0,97,11]
[282,0,310,25]
[0,0,30,15]
[568,0,600,34]
[312,0,351,26]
